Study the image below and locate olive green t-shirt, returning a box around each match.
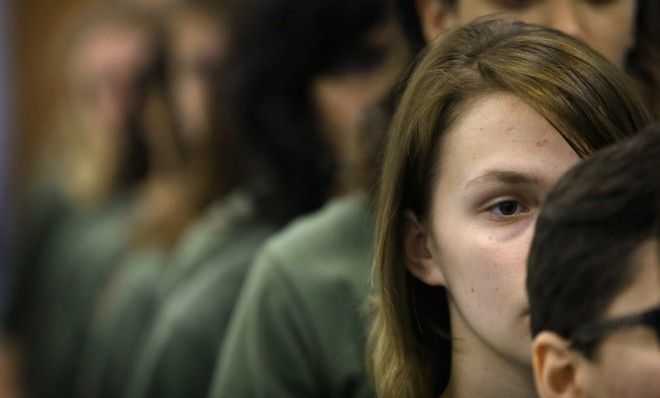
[210,192,375,398]
[125,194,275,398]
[25,193,136,398]
[76,191,264,398]
[75,249,165,398]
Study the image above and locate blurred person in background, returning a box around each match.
[206,0,411,397]
[404,0,659,116]
[126,0,410,397]
[1,4,179,397]
[73,1,241,397]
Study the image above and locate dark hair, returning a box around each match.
[395,0,425,53]
[219,0,392,225]
[527,124,660,357]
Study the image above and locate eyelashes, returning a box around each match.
[487,199,530,220]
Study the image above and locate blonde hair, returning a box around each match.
[369,19,651,398]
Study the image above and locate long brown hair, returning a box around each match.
[369,19,651,398]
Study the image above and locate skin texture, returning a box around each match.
[418,0,636,67]
[407,93,580,398]
[310,18,410,195]
[579,240,660,397]
[168,9,227,150]
[67,23,156,204]
[71,24,154,138]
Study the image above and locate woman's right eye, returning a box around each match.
[487,200,529,220]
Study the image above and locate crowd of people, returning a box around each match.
[1,0,658,397]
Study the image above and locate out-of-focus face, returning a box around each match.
[576,240,660,397]
[126,0,180,12]
[417,93,579,367]
[422,0,636,67]
[168,9,226,149]
[310,18,410,193]
[70,23,154,135]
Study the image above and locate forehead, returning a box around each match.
[72,24,152,73]
[435,92,579,189]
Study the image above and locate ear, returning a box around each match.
[532,332,585,398]
[414,0,458,43]
[403,210,445,286]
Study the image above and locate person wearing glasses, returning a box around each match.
[528,124,660,398]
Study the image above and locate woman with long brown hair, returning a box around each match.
[369,18,651,398]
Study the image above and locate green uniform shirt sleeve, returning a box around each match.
[75,249,164,398]
[210,248,322,397]
[210,194,375,398]
[127,260,248,398]
[127,220,273,398]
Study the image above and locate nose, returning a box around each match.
[547,0,586,41]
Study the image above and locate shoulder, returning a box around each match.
[246,193,375,306]
[263,193,373,268]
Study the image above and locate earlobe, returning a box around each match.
[532,332,582,398]
[403,210,445,286]
[414,0,458,43]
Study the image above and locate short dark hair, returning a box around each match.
[527,124,660,356]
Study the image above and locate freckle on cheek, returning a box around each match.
[536,139,548,147]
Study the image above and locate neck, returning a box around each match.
[440,309,535,398]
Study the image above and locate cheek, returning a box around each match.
[438,218,533,316]
[310,79,367,159]
[582,4,636,66]
[598,348,660,397]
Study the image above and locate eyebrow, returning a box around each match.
[466,170,541,188]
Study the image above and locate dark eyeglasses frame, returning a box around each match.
[570,305,660,351]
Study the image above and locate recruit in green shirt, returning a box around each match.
[210,192,375,398]
[125,191,275,398]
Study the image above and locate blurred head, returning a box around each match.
[402,0,660,115]
[369,19,650,398]
[165,0,228,151]
[60,5,166,204]
[528,126,660,398]
[66,8,158,138]
[129,1,236,248]
[222,0,410,224]
[415,0,636,66]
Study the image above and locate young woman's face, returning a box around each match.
[421,93,580,366]
[427,0,636,67]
